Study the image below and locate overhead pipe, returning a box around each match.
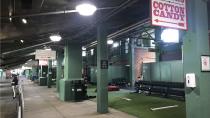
[84,41,98,48]
[1,0,140,52]
[83,18,151,48]
[107,18,151,40]
[0,55,33,66]
[1,60,28,69]
[1,9,77,19]
[71,0,139,39]
[1,0,139,45]
[1,41,53,55]
[3,52,35,60]
[1,0,135,19]
[98,0,139,24]
[1,5,120,19]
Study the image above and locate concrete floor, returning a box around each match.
[0,79,18,118]
[23,80,137,118]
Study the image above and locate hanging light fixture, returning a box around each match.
[113,42,119,48]
[22,18,27,24]
[49,34,62,42]
[75,3,97,16]
[107,39,114,45]
[161,29,179,43]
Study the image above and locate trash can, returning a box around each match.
[70,80,87,101]
[39,77,47,86]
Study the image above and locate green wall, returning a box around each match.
[90,65,129,83]
[143,61,183,82]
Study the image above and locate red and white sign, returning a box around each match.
[151,0,187,30]
[39,60,48,66]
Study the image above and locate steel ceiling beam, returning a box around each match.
[107,18,150,39]
[71,0,139,40]
[2,41,53,55]
[0,55,34,66]
[0,10,77,19]
[1,61,26,69]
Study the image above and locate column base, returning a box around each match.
[59,79,87,101]
[59,79,72,101]
[56,80,60,92]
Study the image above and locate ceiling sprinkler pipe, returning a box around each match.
[2,41,53,55]
[1,10,77,19]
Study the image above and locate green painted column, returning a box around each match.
[97,25,108,113]
[56,50,63,92]
[128,39,135,87]
[25,69,30,79]
[47,60,52,88]
[0,71,2,80]
[59,40,82,101]
[155,27,161,62]
[183,0,210,118]
[32,66,38,79]
[40,65,43,77]
[64,43,82,80]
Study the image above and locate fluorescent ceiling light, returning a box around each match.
[20,40,24,43]
[126,38,130,42]
[107,39,114,45]
[90,49,94,55]
[22,18,27,24]
[9,17,12,22]
[82,51,87,57]
[45,48,51,50]
[82,46,86,50]
[161,29,179,43]
[76,3,97,16]
[113,42,119,48]
[49,34,62,42]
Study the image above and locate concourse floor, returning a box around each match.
[0,79,18,118]
[23,80,137,118]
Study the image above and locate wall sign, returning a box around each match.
[201,55,210,72]
[39,60,48,66]
[101,60,108,69]
[35,50,56,60]
[151,0,187,30]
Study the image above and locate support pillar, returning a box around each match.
[97,25,108,113]
[56,50,63,92]
[59,41,82,101]
[183,0,210,118]
[32,66,38,81]
[128,39,135,87]
[0,70,3,80]
[47,60,52,88]
[40,65,43,77]
[155,27,161,62]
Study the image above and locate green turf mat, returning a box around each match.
[109,92,186,118]
[87,86,186,118]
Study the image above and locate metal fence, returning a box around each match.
[17,84,24,118]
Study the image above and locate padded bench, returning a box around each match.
[135,80,185,98]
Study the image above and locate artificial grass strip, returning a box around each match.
[109,93,186,118]
[87,86,186,118]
